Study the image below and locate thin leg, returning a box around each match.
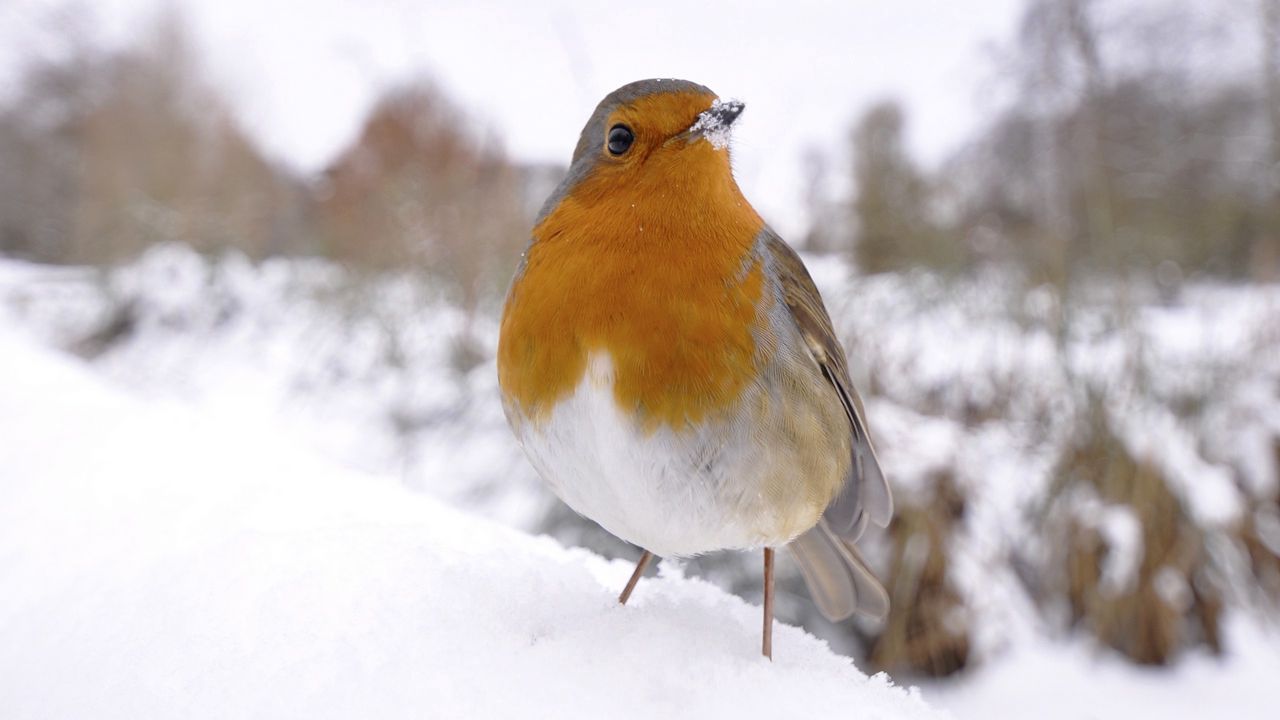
[618,550,653,605]
[763,547,775,660]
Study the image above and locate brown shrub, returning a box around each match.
[1042,399,1222,664]
[316,83,529,312]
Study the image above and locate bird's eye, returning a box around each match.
[607,124,634,156]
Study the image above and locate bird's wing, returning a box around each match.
[760,229,892,539]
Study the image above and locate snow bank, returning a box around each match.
[0,328,937,720]
[927,623,1280,720]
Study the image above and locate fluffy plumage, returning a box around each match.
[498,78,892,622]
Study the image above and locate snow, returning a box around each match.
[1112,400,1242,526]
[0,244,549,533]
[690,98,741,150]
[927,622,1280,720]
[3,249,1279,719]
[1094,505,1143,596]
[0,325,938,719]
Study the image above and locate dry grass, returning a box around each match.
[1042,397,1223,664]
[1237,441,1280,603]
[869,470,971,676]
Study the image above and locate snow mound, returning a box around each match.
[0,328,938,720]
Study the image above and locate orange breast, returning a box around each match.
[498,144,768,432]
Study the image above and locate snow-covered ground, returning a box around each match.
[2,247,1279,718]
[0,324,937,719]
[928,623,1280,720]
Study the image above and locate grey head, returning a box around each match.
[534,78,722,224]
[568,79,713,164]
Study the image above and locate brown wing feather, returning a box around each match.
[761,230,892,539]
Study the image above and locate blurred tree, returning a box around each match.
[0,3,533,313]
[0,3,99,261]
[1261,0,1280,279]
[0,6,309,264]
[850,101,956,273]
[317,82,529,312]
[799,146,844,253]
[73,9,307,262]
[948,0,1276,282]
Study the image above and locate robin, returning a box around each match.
[497,79,892,659]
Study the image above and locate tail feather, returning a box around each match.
[789,520,889,622]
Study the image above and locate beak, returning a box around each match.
[677,99,745,147]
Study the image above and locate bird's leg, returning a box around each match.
[618,550,653,605]
[763,547,775,660]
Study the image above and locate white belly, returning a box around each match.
[506,355,821,557]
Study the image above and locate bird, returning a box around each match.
[497,78,892,659]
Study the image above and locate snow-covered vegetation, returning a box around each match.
[3,246,1278,717]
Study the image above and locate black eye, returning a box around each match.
[607,124,634,156]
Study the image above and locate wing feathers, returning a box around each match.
[761,230,893,539]
[789,521,890,621]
